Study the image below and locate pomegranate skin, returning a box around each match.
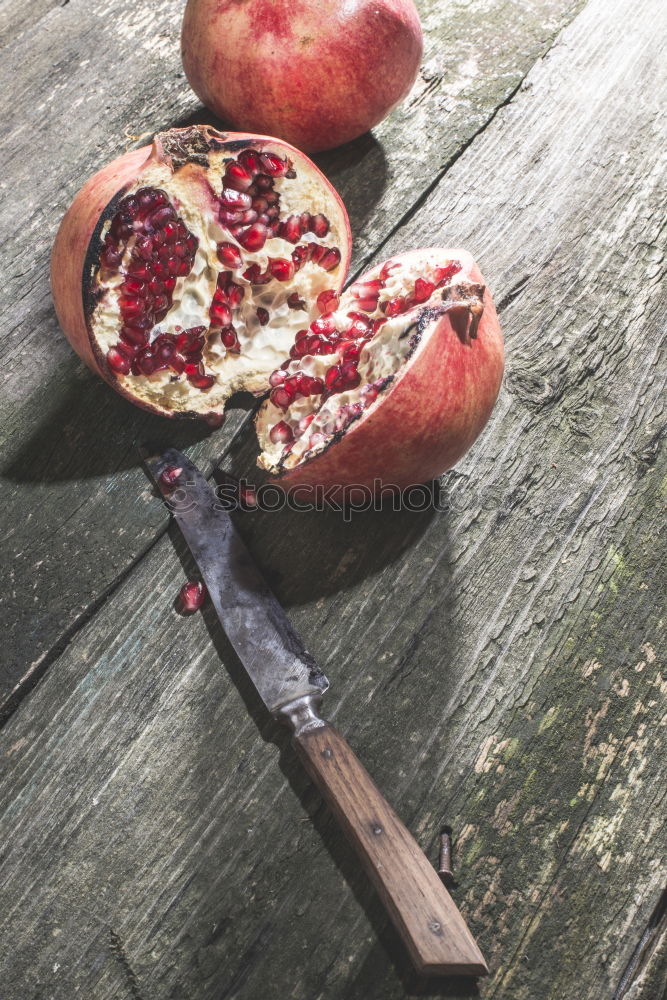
[267,249,504,499]
[181,0,424,152]
[50,126,352,419]
[51,145,150,384]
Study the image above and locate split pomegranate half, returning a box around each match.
[51,125,351,419]
[255,248,504,496]
[52,128,504,495]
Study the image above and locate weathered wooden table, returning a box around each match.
[1,0,665,996]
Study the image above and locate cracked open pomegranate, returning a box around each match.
[255,248,504,497]
[181,0,424,152]
[51,125,351,419]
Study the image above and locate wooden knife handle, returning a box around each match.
[290,713,488,977]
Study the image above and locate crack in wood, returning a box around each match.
[612,886,667,1000]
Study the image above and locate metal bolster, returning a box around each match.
[274,692,327,736]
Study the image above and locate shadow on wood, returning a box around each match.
[162,495,468,993]
[1,358,259,484]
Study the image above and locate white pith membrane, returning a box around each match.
[90,140,347,414]
[256,252,473,473]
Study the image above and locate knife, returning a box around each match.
[145,447,488,977]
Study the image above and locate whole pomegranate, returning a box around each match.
[255,248,504,498]
[51,125,351,420]
[181,0,424,152]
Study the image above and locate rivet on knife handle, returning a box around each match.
[142,448,487,978]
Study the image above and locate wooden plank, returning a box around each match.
[1,0,665,996]
[0,0,583,707]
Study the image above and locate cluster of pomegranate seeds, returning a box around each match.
[288,310,383,362]
[291,241,341,273]
[102,187,199,373]
[103,150,345,398]
[178,580,207,613]
[269,370,325,409]
[209,270,245,353]
[278,211,330,243]
[213,147,341,334]
[101,187,219,391]
[111,324,212,383]
[266,261,465,451]
[219,147,295,251]
[240,242,341,287]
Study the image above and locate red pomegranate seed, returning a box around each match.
[224,163,253,191]
[137,351,158,376]
[270,386,293,409]
[319,248,341,271]
[188,372,216,390]
[413,277,435,302]
[317,289,339,314]
[379,261,400,281]
[268,257,295,281]
[220,188,253,211]
[243,263,271,284]
[100,245,122,269]
[383,296,406,318]
[227,283,245,307]
[259,152,289,176]
[159,464,182,490]
[256,307,269,325]
[210,301,232,327]
[237,222,268,251]
[351,279,382,299]
[341,361,360,388]
[238,149,262,174]
[163,221,179,242]
[221,325,240,349]
[115,340,140,360]
[179,580,207,613]
[217,242,243,268]
[269,370,285,387]
[270,421,294,444]
[325,366,341,390]
[310,313,337,336]
[311,214,330,238]
[120,326,149,347]
[434,261,462,286]
[308,243,326,264]
[342,343,361,362]
[254,174,273,191]
[291,245,308,270]
[287,292,306,310]
[280,216,302,243]
[156,341,175,361]
[107,348,130,375]
[346,316,372,339]
[304,334,322,354]
[119,296,145,316]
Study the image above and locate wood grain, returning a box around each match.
[0,0,582,707]
[294,721,487,976]
[0,0,665,997]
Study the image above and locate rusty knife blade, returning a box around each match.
[145,448,329,713]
